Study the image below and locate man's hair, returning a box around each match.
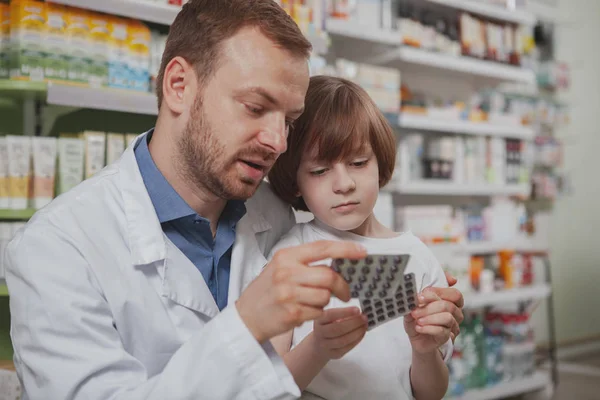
[269,75,397,211]
[156,0,312,108]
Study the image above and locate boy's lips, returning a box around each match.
[332,201,360,213]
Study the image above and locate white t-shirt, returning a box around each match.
[268,219,453,400]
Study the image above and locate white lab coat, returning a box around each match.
[4,134,301,400]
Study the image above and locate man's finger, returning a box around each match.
[424,286,464,309]
[318,307,362,324]
[290,286,336,308]
[281,240,367,264]
[286,264,351,302]
[290,305,326,325]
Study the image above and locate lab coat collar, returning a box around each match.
[119,132,168,266]
[118,131,272,267]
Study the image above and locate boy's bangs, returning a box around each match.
[307,93,372,163]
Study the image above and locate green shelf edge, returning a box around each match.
[0,285,7,297]
[0,209,36,221]
[0,80,48,100]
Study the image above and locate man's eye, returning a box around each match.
[246,104,263,115]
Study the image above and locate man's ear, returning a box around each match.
[161,56,197,115]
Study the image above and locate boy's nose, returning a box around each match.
[333,168,356,194]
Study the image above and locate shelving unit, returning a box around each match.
[446,371,551,400]
[463,284,552,309]
[49,0,180,25]
[391,180,531,197]
[47,83,159,115]
[0,209,37,221]
[398,114,535,140]
[326,18,400,45]
[376,47,537,84]
[428,241,549,255]
[421,0,537,25]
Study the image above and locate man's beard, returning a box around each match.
[176,96,275,200]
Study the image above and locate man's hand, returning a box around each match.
[405,291,456,354]
[309,307,368,360]
[236,240,367,343]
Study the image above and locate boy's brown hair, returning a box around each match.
[156,0,312,108]
[269,75,397,211]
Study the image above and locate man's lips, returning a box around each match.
[239,159,273,171]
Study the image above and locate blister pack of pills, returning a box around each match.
[331,254,417,330]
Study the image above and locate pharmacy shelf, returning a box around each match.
[0,209,36,221]
[378,47,536,84]
[398,114,535,139]
[429,241,549,254]
[0,80,159,114]
[0,80,47,99]
[446,370,551,400]
[46,83,158,115]
[392,181,531,197]
[463,284,552,309]
[422,0,537,26]
[326,18,400,45]
[49,0,181,25]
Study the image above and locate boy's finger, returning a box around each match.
[418,290,441,306]
[322,314,368,339]
[318,307,362,324]
[327,324,368,349]
[444,271,458,287]
[415,324,449,339]
[411,298,458,320]
[416,312,455,328]
[425,286,465,309]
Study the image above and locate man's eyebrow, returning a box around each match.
[244,87,279,107]
[242,87,304,115]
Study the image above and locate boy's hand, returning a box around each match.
[404,291,456,355]
[310,307,368,360]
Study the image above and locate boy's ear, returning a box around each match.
[295,191,302,197]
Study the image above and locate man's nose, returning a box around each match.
[257,116,287,154]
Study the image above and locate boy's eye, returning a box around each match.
[310,168,327,176]
[351,159,369,167]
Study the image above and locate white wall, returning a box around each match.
[530,0,600,346]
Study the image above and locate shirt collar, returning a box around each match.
[135,129,246,225]
[134,129,196,223]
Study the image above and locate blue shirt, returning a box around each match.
[134,131,246,310]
